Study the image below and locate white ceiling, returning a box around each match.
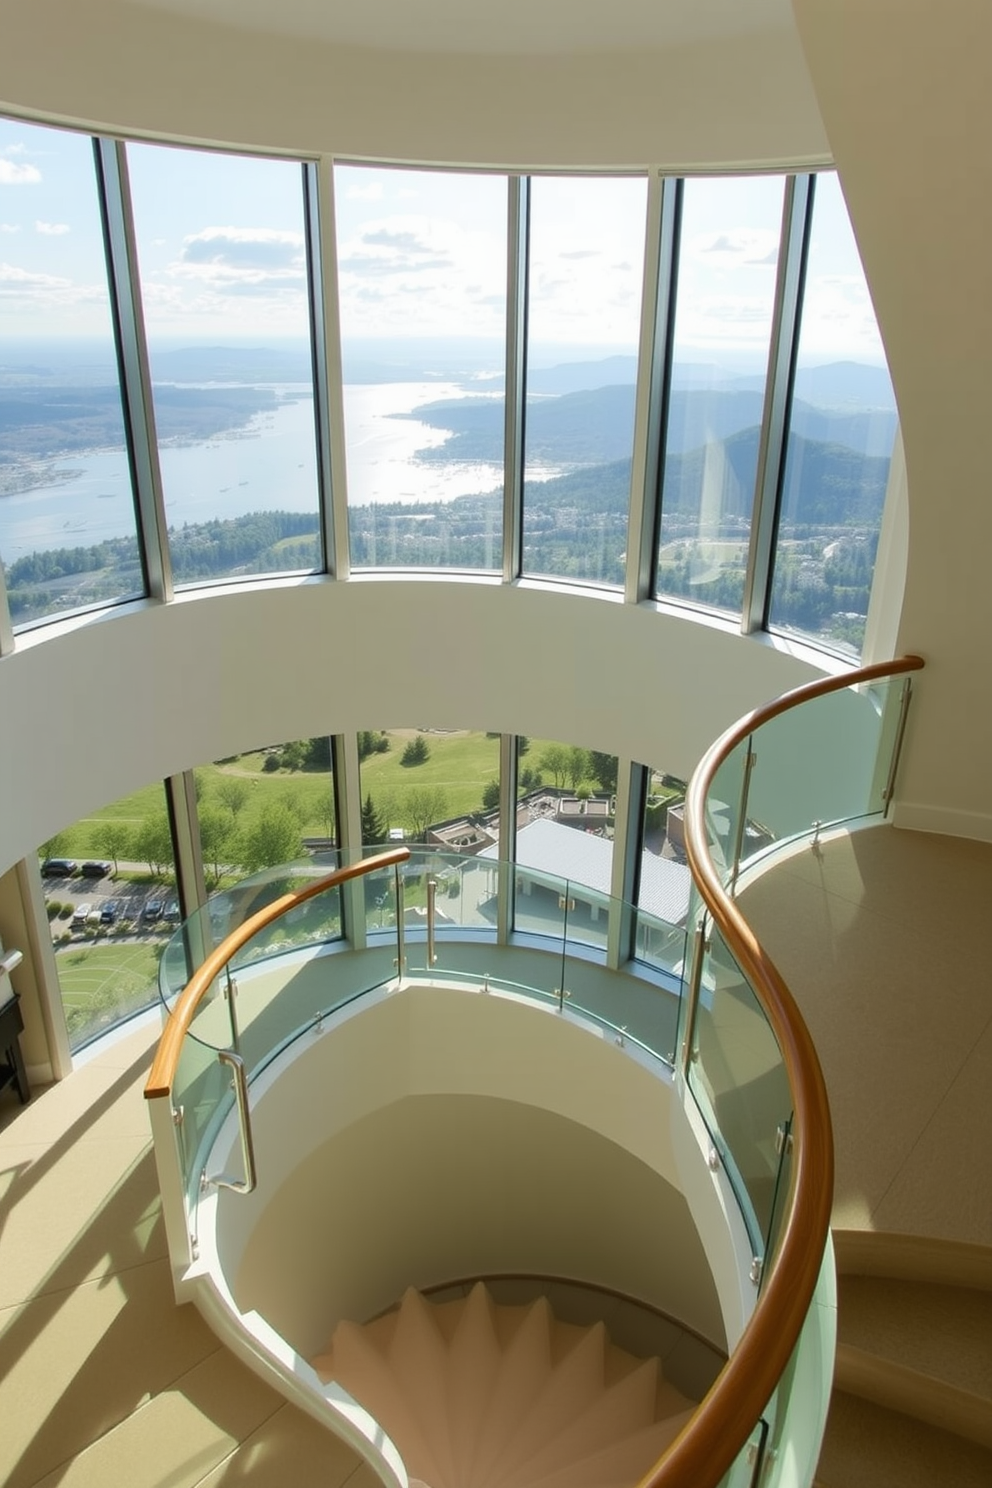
[121,0,793,56]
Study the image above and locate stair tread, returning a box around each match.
[837,1275,992,1399]
[817,1390,992,1488]
[312,1285,696,1488]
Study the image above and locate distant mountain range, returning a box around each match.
[407,380,897,464]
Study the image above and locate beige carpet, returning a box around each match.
[0,1021,374,1488]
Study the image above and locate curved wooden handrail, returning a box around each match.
[144,847,410,1100]
[640,653,924,1488]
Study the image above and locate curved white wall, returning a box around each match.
[0,579,822,877]
[0,1,828,170]
[211,985,740,1354]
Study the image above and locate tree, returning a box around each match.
[566,745,590,790]
[539,744,569,788]
[403,786,448,840]
[133,812,175,879]
[40,829,71,862]
[401,735,430,767]
[96,820,133,874]
[304,735,332,769]
[216,776,250,819]
[588,751,619,795]
[198,806,235,889]
[361,792,387,846]
[237,804,303,874]
[481,778,501,811]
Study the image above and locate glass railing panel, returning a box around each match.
[687,925,792,1252]
[705,737,750,888]
[763,1115,794,1276]
[563,878,610,957]
[633,908,688,980]
[172,986,236,1209]
[741,678,893,871]
[716,1419,769,1488]
[512,865,569,943]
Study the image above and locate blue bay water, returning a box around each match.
[0,381,507,564]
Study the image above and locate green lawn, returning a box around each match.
[56,939,164,1047]
[47,730,594,862]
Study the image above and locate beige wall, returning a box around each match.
[793,0,992,838]
[0,1,827,170]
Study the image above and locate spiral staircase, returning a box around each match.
[312,1283,699,1488]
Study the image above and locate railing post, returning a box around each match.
[204,1050,256,1195]
[426,877,438,968]
[680,920,708,1079]
[881,675,914,811]
[729,740,757,896]
[224,966,241,1054]
[394,862,406,984]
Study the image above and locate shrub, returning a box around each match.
[400,736,430,767]
[262,753,281,773]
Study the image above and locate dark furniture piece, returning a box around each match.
[0,991,30,1104]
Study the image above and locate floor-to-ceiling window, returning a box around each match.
[127,142,323,585]
[335,165,507,571]
[0,119,145,627]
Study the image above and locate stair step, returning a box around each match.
[816,1390,992,1488]
[312,1283,696,1488]
[837,1274,992,1401]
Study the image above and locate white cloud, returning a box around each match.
[173,227,306,290]
[35,220,69,236]
[0,223,20,234]
[0,159,41,186]
[690,228,779,268]
[346,181,384,202]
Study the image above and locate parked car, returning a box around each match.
[164,900,181,923]
[99,901,119,924]
[72,903,93,926]
[79,860,113,879]
[41,858,76,878]
[142,900,164,922]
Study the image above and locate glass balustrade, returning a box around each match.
[686,922,792,1256]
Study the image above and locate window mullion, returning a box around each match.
[742,173,816,635]
[93,138,173,604]
[497,733,519,943]
[164,771,208,920]
[309,157,351,579]
[606,759,643,969]
[502,175,529,584]
[626,174,681,605]
[0,561,13,656]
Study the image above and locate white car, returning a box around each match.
[72,903,93,926]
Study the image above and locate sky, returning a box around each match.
[0,113,886,366]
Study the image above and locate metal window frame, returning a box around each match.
[742,174,816,635]
[502,175,530,584]
[94,138,173,603]
[626,175,682,605]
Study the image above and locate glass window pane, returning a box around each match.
[126,142,321,585]
[657,175,785,616]
[769,172,896,657]
[196,736,336,890]
[0,118,144,627]
[40,782,173,1051]
[513,739,616,948]
[335,165,506,571]
[358,729,500,848]
[523,176,647,587]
